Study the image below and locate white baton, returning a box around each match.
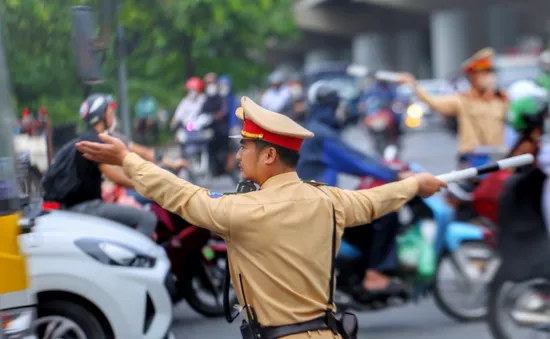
[435,154,535,183]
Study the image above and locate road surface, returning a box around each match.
[170,125,497,339]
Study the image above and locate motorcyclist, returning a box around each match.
[219,75,238,132]
[219,75,239,173]
[134,92,159,145]
[359,79,401,148]
[260,71,292,114]
[42,93,157,237]
[506,81,550,233]
[19,108,33,134]
[491,86,550,325]
[171,77,206,142]
[297,81,410,299]
[287,76,307,122]
[201,72,229,176]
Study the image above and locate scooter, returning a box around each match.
[177,113,240,186]
[486,165,550,339]
[335,152,531,322]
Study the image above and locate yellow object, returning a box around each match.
[0,213,29,294]
[406,103,424,119]
[405,116,422,128]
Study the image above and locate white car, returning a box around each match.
[20,209,175,339]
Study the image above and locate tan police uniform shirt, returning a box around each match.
[123,153,418,338]
[415,87,508,154]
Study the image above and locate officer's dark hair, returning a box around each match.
[253,140,300,168]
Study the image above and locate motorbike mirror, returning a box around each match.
[383,145,398,162]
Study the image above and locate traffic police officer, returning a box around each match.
[75,96,447,338]
[399,47,509,167]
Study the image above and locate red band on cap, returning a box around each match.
[464,57,493,73]
[242,119,304,151]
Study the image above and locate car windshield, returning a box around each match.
[0,23,21,216]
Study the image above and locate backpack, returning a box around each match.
[41,137,81,202]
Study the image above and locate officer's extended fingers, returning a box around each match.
[98,133,118,145]
[82,153,100,162]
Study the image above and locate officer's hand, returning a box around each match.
[413,172,447,198]
[398,73,417,86]
[76,134,129,167]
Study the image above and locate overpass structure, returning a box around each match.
[283,0,550,78]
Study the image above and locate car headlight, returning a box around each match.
[1,307,35,339]
[75,238,156,268]
[406,103,424,119]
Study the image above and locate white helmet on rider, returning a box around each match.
[268,71,286,85]
[508,79,547,102]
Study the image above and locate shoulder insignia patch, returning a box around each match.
[207,191,224,198]
[302,180,327,187]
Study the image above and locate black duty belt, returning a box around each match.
[259,316,330,339]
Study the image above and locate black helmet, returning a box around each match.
[316,84,339,105]
[79,93,114,125]
[308,81,339,106]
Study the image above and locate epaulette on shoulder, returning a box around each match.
[302,180,327,187]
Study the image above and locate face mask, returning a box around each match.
[188,90,198,98]
[220,86,230,96]
[290,86,303,98]
[478,73,497,91]
[206,84,218,96]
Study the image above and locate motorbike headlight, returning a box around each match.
[1,307,35,339]
[75,238,156,268]
[406,103,424,119]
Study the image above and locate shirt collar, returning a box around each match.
[260,172,301,190]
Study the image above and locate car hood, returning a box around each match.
[25,210,160,255]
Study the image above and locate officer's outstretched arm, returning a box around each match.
[122,153,233,238]
[414,86,460,117]
[327,177,418,228]
[323,138,398,182]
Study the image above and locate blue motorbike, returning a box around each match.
[335,161,497,322]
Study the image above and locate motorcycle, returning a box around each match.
[363,104,399,157]
[102,184,237,317]
[177,112,240,186]
[486,166,550,339]
[16,151,44,201]
[335,150,497,322]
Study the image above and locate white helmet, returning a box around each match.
[540,50,550,71]
[307,80,329,105]
[508,79,547,102]
[268,71,285,85]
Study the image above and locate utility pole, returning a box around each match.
[115,0,131,140]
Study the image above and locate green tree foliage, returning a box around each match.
[2,0,298,123]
